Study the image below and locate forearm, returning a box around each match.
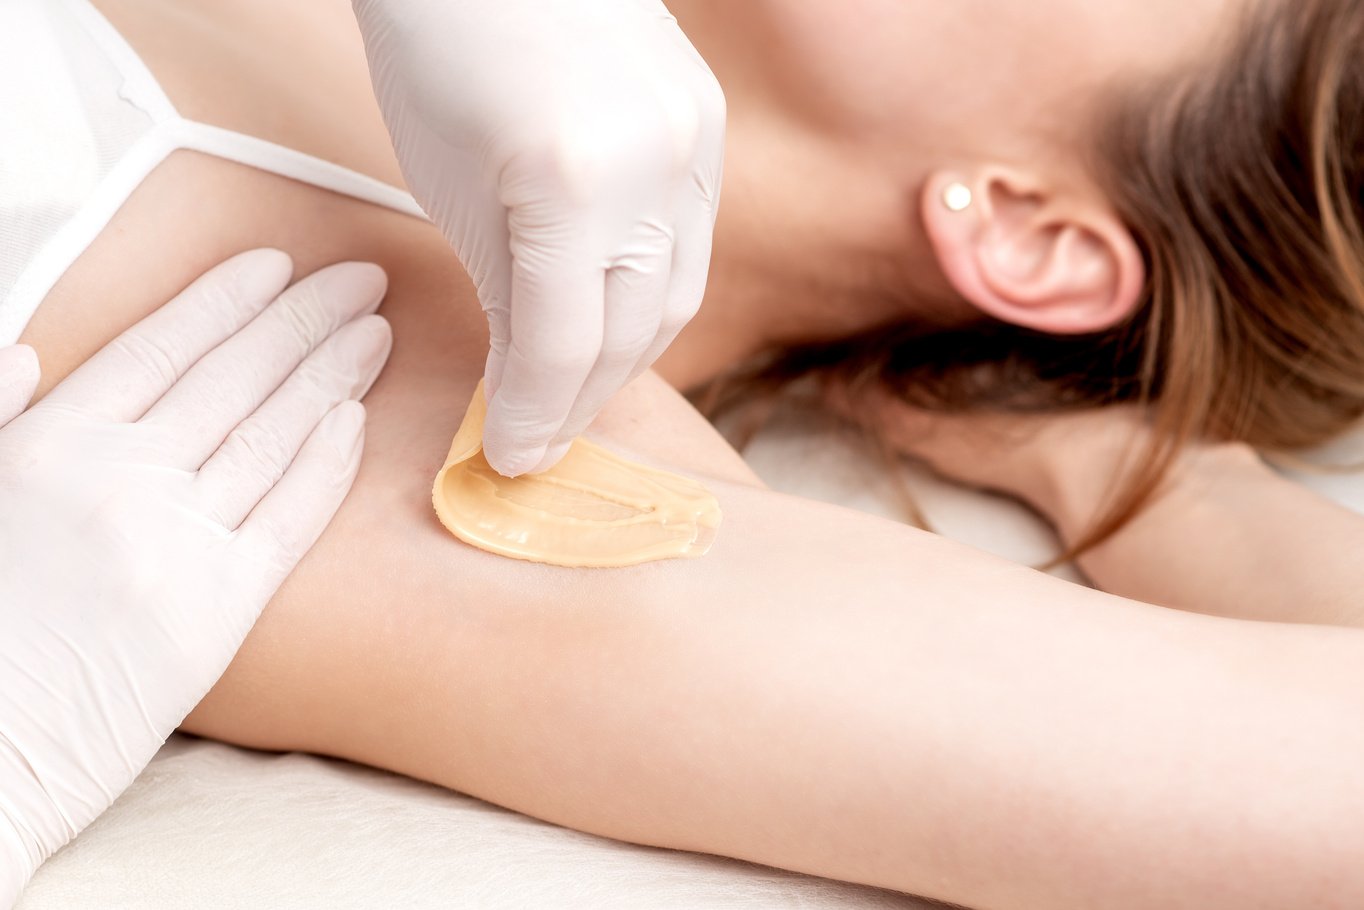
[1042,444,1364,626]
[192,472,1364,910]
[484,491,1364,910]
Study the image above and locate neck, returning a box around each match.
[654,106,952,391]
[654,0,956,391]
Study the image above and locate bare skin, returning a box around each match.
[655,0,1237,383]
[15,2,1364,908]
[869,398,1364,628]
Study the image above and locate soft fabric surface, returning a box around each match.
[19,737,935,910]
[21,407,1364,908]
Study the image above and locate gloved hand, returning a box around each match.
[352,0,725,475]
[0,251,392,906]
[0,344,40,426]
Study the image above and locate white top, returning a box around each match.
[0,0,426,345]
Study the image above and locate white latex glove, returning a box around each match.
[352,0,725,475]
[0,251,393,906]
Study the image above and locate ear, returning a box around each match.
[920,167,1145,335]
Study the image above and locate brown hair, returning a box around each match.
[709,0,1364,558]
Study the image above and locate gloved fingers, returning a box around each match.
[0,344,41,427]
[533,224,674,472]
[450,187,514,401]
[41,249,294,422]
[142,262,387,469]
[481,260,605,476]
[196,315,391,530]
[483,301,511,404]
[653,7,728,175]
[469,244,512,403]
[689,74,727,219]
[628,201,714,386]
[231,400,365,597]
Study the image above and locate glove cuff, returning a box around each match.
[0,735,67,906]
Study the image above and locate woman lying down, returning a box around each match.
[4,0,1364,907]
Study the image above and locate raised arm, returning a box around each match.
[1041,434,1364,626]
[867,395,1364,629]
[183,374,1364,910]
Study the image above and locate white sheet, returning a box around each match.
[20,736,935,910]
[20,406,1364,909]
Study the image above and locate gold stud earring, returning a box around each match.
[942,182,973,213]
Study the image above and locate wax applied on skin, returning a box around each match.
[432,383,722,567]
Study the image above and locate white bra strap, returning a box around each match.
[0,119,428,344]
[61,0,426,220]
[0,123,178,342]
[62,0,177,122]
[62,0,426,219]
[172,120,427,220]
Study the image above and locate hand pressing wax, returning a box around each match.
[432,383,721,568]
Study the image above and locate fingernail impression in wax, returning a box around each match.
[432,383,721,567]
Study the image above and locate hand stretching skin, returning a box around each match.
[0,251,393,906]
[352,0,726,476]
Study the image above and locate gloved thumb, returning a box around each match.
[414,164,515,401]
[481,270,513,404]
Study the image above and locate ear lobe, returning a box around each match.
[921,168,1145,335]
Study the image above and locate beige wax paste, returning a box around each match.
[432,383,721,567]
